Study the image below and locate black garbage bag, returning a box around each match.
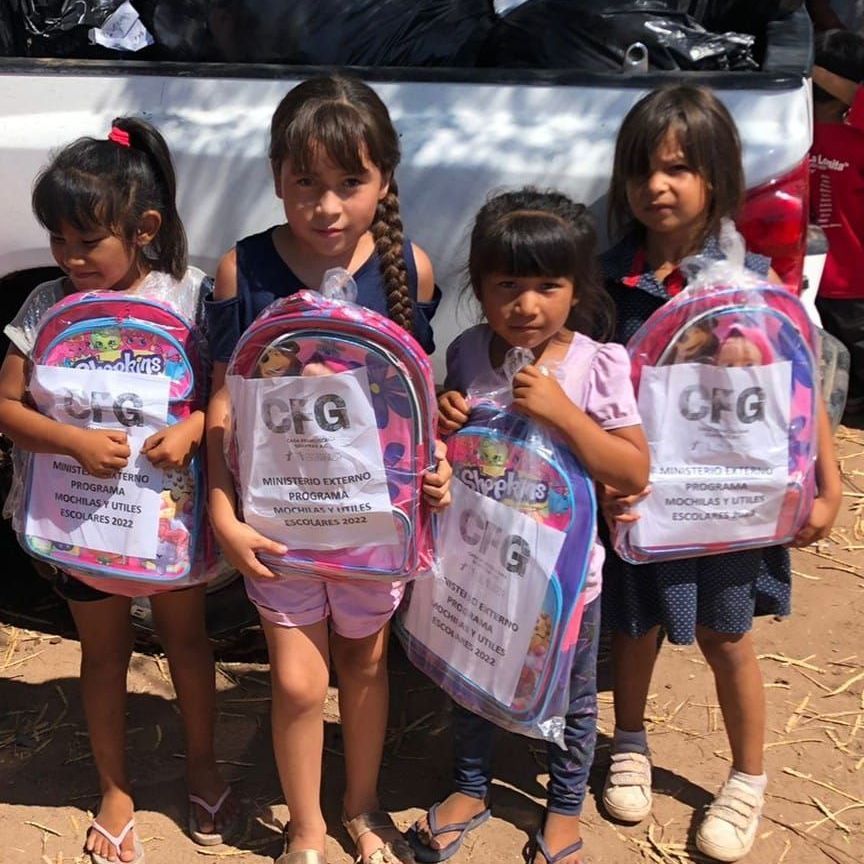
[0,0,24,54]
[15,0,161,58]
[483,0,758,71]
[689,0,804,33]
[197,0,495,66]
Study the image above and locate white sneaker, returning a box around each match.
[695,778,764,862]
[602,750,653,822]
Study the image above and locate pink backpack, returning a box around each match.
[22,290,207,583]
[226,289,437,581]
[614,228,819,564]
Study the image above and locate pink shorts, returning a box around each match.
[245,572,404,639]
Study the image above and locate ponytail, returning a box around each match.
[32,115,188,281]
[111,117,188,280]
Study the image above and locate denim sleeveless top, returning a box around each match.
[206,226,440,362]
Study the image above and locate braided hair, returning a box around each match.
[270,75,413,332]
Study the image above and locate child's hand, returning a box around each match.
[422,439,452,510]
[790,495,840,547]
[141,423,199,470]
[511,365,571,429]
[438,390,470,435]
[69,428,131,477]
[600,483,651,525]
[213,517,288,580]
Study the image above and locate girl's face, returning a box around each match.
[49,222,142,293]
[274,145,389,261]
[480,273,576,353]
[625,129,708,241]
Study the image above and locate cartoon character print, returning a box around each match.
[255,341,302,378]
[512,610,554,710]
[666,321,719,365]
[90,328,122,355]
[478,439,508,478]
[165,468,195,512]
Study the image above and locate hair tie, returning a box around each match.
[108,126,131,147]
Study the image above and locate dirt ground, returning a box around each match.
[1,426,863,864]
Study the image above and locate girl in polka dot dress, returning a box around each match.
[599,85,842,863]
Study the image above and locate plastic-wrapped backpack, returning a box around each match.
[225,270,438,581]
[614,221,819,565]
[21,274,208,583]
[396,347,596,747]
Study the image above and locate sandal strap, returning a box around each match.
[275,852,326,864]
[426,801,486,837]
[342,810,399,845]
[90,817,135,852]
[534,830,584,864]
[189,785,231,818]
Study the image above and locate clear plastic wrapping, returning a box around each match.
[396,349,596,747]
[614,220,819,564]
[17,272,210,585]
[224,270,439,582]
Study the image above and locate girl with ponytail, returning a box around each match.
[0,117,236,863]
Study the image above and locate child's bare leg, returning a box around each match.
[611,627,661,732]
[150,586,235,833]
[263,617,330,854]
[331,625,399,860]
[68,595,138,863]
[694,627,764,775]
[604,627,661,823]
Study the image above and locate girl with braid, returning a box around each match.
[205,75,449,864]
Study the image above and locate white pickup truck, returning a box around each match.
[0,1,816,634]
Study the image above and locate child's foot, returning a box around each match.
[695,776,764,862]
[602,749,652,822]
[529,813,584,864]
[409,793,490,862]
[187,762,239,843]
[343,810,414,864]
[85,789,140,863]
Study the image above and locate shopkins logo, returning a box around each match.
[459,441,548,505]
[71,349,166,376]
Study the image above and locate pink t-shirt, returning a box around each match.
[444,324,642,603]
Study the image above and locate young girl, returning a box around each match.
[205,75,451,864]
[600,85,842,863]
[0,118,235,864]
[410,188,649,864]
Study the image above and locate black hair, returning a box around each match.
[468,187,614,341]
[269,75,413,332]
[32,116,187,280]
[607,84,744,249]
[814,29,864,102]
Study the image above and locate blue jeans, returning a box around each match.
[452,597,600,815]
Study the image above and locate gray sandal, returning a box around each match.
[342,811,415,864]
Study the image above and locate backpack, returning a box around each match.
[225,289,437,581]
[615,277,819,564]
[396,337,598,745]
[22,289,207,583]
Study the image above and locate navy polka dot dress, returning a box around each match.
[600,232,792,645]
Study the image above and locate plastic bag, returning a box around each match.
[396,348,596,747]
[18,276,210,585]
[161,0,495,65]
[819,328,850,433]
[483,0,757,70]
[224,269,439,582]
[614,220,819,564]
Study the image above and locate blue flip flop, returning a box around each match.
[408,801,491,863]
[524,830,584,864]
